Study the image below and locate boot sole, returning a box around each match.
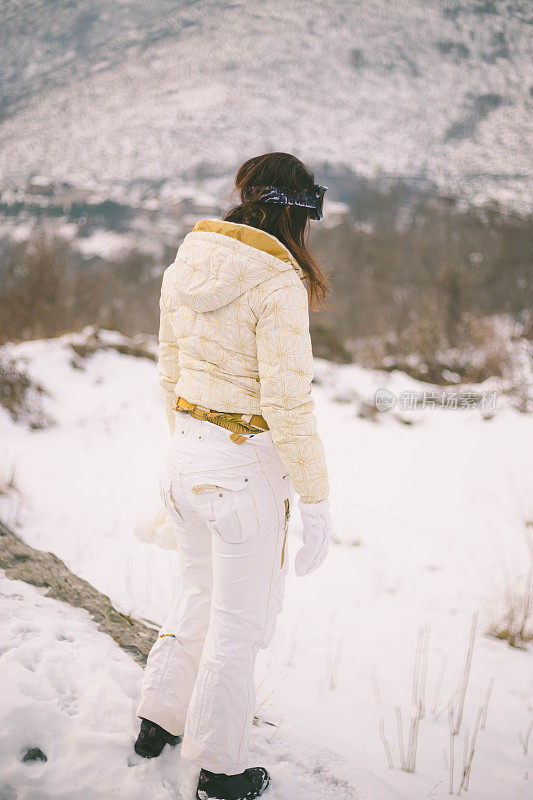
[196,771,270,800]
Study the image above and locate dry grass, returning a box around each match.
[487,522,533,649]
[378,614,493,794]
[0,462,24,530]
[518,722,532,756]
[377,626,429,774]
[487,578,533,648]
[0,462,18,497]
[319,612,344,696]
[0,356,52,429]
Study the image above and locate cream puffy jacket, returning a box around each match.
[158,218,329,504]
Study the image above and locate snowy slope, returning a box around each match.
[0,0,532,207]
[0,333,532,799]
[0,574,405,800]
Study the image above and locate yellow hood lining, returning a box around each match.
[192,218,304,277]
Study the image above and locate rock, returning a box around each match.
[22,747,47,763]
[0,520,157,666]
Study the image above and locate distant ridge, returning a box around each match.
[0,0,531,208]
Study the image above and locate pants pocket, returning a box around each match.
[191,475,260,544]
[159,473,187,532]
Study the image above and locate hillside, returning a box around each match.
[1,330,532,798]
[0,0,531,207]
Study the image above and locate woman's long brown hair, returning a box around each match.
[223,152,330,309]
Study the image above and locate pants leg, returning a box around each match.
[180,452,291,775]
[136,480,213,736]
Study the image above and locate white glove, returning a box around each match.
[133,506,179,551]
[294,497,331,577]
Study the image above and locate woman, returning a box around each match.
[134,152,332,800]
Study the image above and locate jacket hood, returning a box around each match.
[170,218,306,313]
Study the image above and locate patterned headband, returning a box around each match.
[244,184,327,220]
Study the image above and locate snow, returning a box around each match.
[29,176,54,187]
[1,333,532,799]
[76,230,136,259]
[0,575,404,799]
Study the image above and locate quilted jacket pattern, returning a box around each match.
[158,218,329,503]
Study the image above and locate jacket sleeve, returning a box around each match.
[158,275,180,435]
[255,276,329,504]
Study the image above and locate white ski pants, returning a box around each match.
[137,410,293,775]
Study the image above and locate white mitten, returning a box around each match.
[133,506,179,551]
[294,497,331,577]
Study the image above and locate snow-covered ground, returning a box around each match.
[0,574,403,800]
[1,332,532,799]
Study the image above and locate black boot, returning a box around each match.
[196,767,270,800]
[134,718,182,758]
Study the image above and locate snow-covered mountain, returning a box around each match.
[0,0,531,208]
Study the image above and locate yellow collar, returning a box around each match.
[192,218,305,279]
